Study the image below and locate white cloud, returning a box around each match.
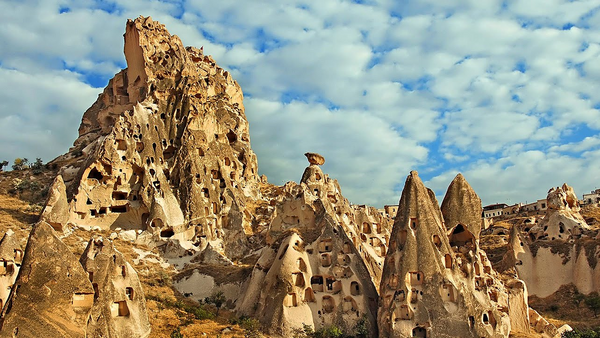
[1,0,600,208]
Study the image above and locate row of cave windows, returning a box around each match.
[391,223,475,251]
[308,276,362,296]
[284,290,361,315]
[72,292,133,317]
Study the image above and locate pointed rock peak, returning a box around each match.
[1,222,93,337]
[80,236,151,338]
[40,174,69,232]
[441,173,483,237]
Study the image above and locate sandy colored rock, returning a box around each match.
[441,173,483,237]
[304,152,325,166]
[378,171,511,338]
[50,16,259,261]
[0,230,21,312]
[528,184,589,241]
[80,236,151,338]
[0,222,94,338]
[39,174,69,232]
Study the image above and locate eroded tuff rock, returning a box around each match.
[80,237,150,338]
[510,184,600,298]
[234,160,392,336]
[50,16,259,261]
[304,152,325,166]
[40,175,69,232]
[13,16,566,337]
[0,222,94,338]
[378,172,526,338]
[441,173,483,237]
[0,231,22,313]
[528,184,590,241]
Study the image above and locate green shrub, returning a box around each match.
[586,293,600,318]
[170,327,184,338]
[31,158,44,175]
[205,291,226,316]
[562,328,600,338]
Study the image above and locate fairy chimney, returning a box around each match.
[378,171,510,338]
[0,222,94,338]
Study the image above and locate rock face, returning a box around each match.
[378,172,513,338]
[441,173,483,237]
[0,231,22,312]
[528,184,590,241]
[0,222,94,338]
[235,162,390,336]
[514,184,600,297]
[304,152,325,166]
[50,16,259,260]
[80,237,151,338]
[39,175,69,232]
[12,16,567,337]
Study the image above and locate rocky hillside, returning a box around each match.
[0,16,598,338]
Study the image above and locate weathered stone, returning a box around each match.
[378,171,511,338]
[441,173,483,237]
[304,152,325,166]
[39,175,69,232]
[0,222,94,338]
[0,231,21,313]
[80,237,151,338]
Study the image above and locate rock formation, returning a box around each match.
[304,152,325,166]
[441,173,483,237]
[39,175,70,232]
[0,16,571,337]
[510,184,600,298]
[235,157,390,336]
[0,231,21,312]
[0,222,94,338]
[378,172,519,338]
[51,16,259,261]
[80,236,151,338]
[527,184,590,241]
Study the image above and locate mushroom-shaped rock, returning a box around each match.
[0,222,94,338]
[441,173,483,237]
[304,152,325,166]
[40,174,69,232]
[80,236,151,338]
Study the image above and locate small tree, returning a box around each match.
[12,158,29,171]
[585,294,600,318]
[205,291,226,316]
[0,161,8,172]
[31,158,44,175]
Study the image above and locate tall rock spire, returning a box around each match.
[378,171,511,338]
[50,16,260,260]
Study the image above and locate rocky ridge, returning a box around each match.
[0,16,586,338]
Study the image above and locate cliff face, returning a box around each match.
[52,16,259,260]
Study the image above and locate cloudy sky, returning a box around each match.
[2,0,600,207]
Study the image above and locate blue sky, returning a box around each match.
[1,0,600,207]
